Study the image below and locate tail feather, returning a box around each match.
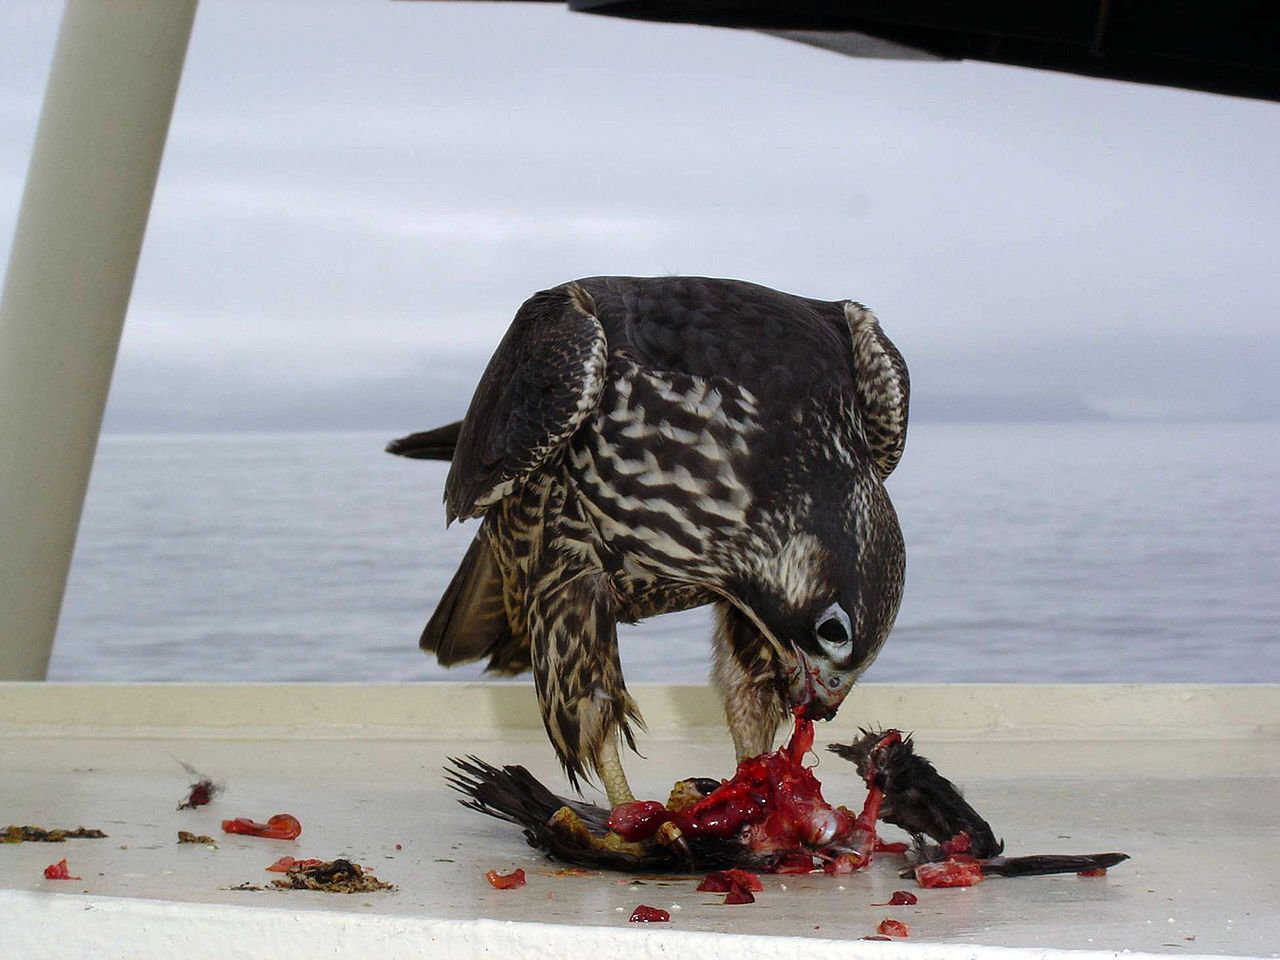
[980,852,1130,878]
[387,421,462,461]
[421,533,521,672]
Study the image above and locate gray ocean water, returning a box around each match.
[51,423,1280,683]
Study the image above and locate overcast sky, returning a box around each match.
[3,0,1278,431]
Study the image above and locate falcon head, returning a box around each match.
[729,471,905,723]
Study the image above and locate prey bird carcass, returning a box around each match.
[447,719,1130,881]
[389,276,909,823]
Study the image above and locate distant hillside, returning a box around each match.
[102,378,1116,433]
[910,393,1109,423]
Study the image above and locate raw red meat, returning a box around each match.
[622,713,887,873]
[43,859,80,880]
[872,890,918,906]
[221,814,302,840]
[628,905,670,922]
[699,868,762,903]
[915,858,984,888]
[697,869,762,893]
[603,713,862,873]
[485,868,526,889]
[874,839,909,854]
[877,918,910,938]
[607,801,670,841]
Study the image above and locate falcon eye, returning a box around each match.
[814,603,852,649]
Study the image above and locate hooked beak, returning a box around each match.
[785,647,855,721]
[719,596,859,721]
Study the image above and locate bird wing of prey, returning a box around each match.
[444,283,607,523]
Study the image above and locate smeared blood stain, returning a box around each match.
[485,868,526,889]
[221,814,302,840]
[915,858,984,888]
[1077,867,1107,877]
[872,890,918,906]
[877,918,910,937]
[628,904,670,922]
[266,856,323,873]
[43,859,80,880]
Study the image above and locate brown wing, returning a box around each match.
[843,301,910,479]
[445,283,607,522]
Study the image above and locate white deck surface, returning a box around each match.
[1,682,1277,959]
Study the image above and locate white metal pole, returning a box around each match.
[0,0,198,680]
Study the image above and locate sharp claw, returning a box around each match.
[656,821,695,871]
[672,833,695,871]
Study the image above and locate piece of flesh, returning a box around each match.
[872,890,918,905]
[915,858,984,888]
[485,868,526,889]
[877,918,910,937]
[628,904,670,922]
[604,713,874,873]
[697,869,763,892]
[221,814,302,840]
[43,859,80,880]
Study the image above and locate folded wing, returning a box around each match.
[445,283,607,522]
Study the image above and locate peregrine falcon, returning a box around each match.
[389,276,908,813]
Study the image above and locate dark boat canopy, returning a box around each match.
[425,0,1280,103]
